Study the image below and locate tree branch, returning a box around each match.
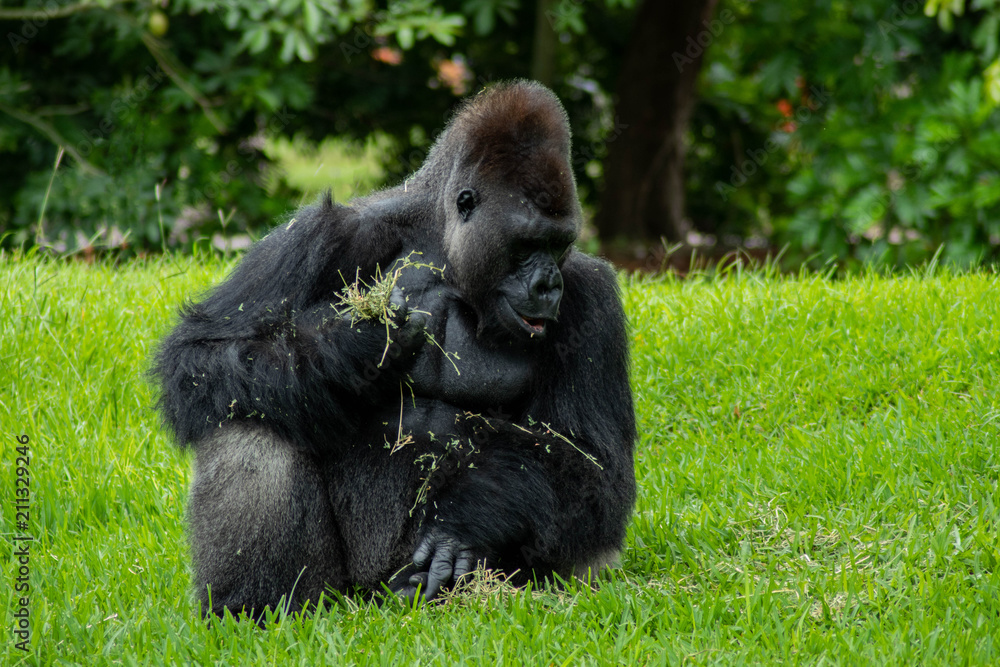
[140,31,228,134]
[0,100,105,176]
[0,0,132,20]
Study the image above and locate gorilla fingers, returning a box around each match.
[398,531,477,602]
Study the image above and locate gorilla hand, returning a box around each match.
[387,285,429,352]
[399,529,477,602]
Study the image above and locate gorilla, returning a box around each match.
[153,80,636,617]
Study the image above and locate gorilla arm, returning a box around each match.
[399,255,637,600]
[153,194,426,452]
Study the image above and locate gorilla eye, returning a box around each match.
[456,189,478,222]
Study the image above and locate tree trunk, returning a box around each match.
[595,0,719,243]
[530,0,557,87]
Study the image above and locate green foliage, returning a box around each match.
[2,254,1000,663]
[6,0,998,264]
[1,0,640,254]
[463,0,519,35]
[786,53,1000,267]
[374,0,465,48]
[263,134,387,204]
[690,0,1000,267]
[0,0,467,253]
[176,0,370,63]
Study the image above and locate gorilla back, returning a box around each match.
[153,80,636,617]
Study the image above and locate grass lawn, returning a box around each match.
[1,253,998,665]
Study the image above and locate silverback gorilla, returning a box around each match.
[154,80,636,617]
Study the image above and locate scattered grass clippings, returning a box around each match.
[389,432,415,455]
[511,420,603,470]
[410,451,441,517]
[384,384,416,455]
[409,436,469,517]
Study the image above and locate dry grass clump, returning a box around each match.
[436,564,522,607]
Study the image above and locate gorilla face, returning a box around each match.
[444,179,578,341]
[418,80,582,342]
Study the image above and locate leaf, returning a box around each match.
[938,8,954,32]
[758,52,800,98]
[426,13,464,46]
[944,146,971,177]
[277,0,301,17]
[972,14,999,62]
[984,60,1000,108]
[223,6,246,30]
[463,0,495,36]
[972,174,1000,208]
[549,1,585,34]
[894,187,931,227]
[303,1,322,36]
[844,184,889,233]
[280,30,298,62]
[397,26,414,49]
[242,26,271,54]
[296,36,316,62]
[255,87,280,112]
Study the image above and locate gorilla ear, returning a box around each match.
[457,189,478,222]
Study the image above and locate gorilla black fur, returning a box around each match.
[153,80,636,617]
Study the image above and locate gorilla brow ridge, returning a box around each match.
[454,82,574,213]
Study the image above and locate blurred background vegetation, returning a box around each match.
[2,0,999,269]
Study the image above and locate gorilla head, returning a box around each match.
[413,81,582,341]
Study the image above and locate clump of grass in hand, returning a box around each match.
[336,252,421,325]
[336,251,442,366]
[337,263,395,321]
[337,252,461,374]
[409,436,470,516]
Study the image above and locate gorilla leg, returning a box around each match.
[188,423,348,618]
[324,425,426,592]
[323,400,474,597]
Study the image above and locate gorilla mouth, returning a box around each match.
[520,316,547,335]
[503,298,552,338]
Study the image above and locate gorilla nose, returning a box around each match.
[540,266,563,292]
[526,270,563,319]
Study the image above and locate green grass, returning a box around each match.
[1,253,998,665]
